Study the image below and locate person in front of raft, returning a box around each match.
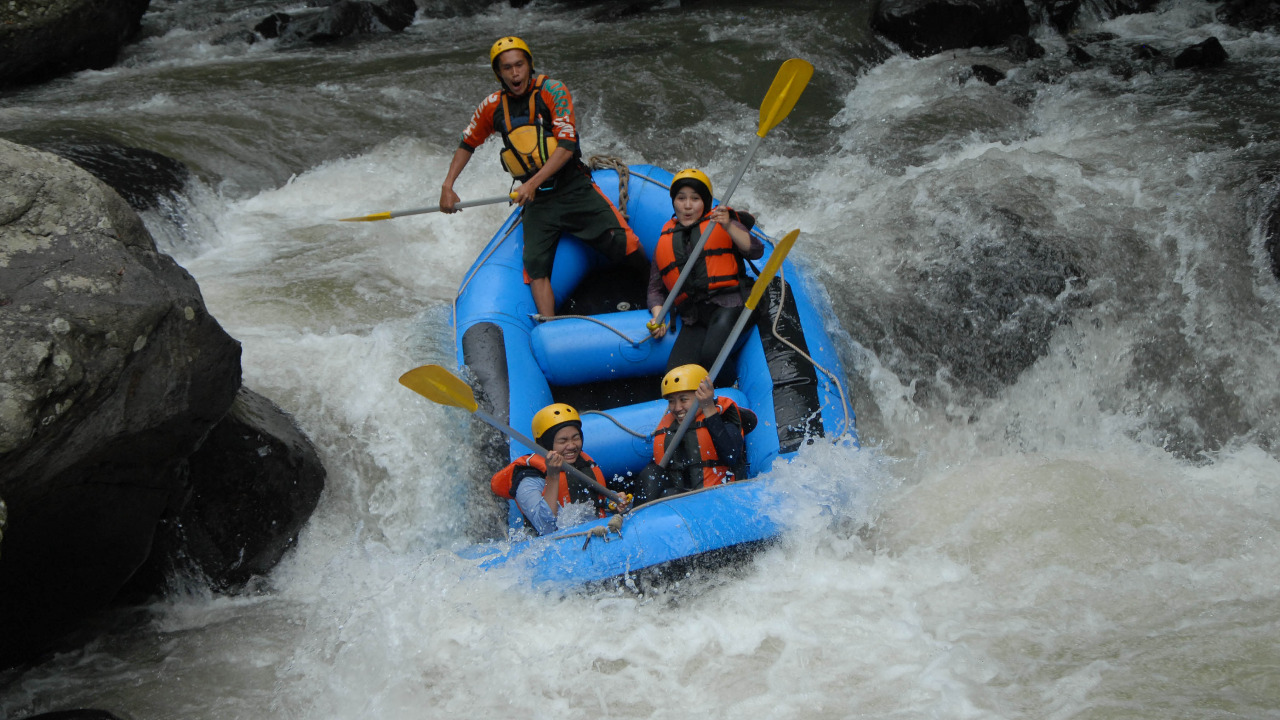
[630,364,757,505]
[490,403,621,536]
[439,36,646,319]
[646,168,763,370]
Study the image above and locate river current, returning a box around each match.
[2,0,1279,717]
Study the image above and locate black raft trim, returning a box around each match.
[462,322,510,423]
[754,276,823,453]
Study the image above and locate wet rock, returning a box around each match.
[0,139,241,668]
[1131,42,1162,60]
[126,387,326,594]
[970,64,1007,85]
[1067,43,1094,66]
[1219,0,1280,31]
[871,0,1031,58]
[32,139,190,212]
[256,0,417,44]
[0,0,151,89]
[1041,0,1081,33]
[1173,37,1228,70]
[1027,0,1158,33]
[1006,34,1045,61]
[254,12,293,39]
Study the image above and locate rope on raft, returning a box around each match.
[587,155,632,217]
[581,409,653,439]
[533,311,654,346]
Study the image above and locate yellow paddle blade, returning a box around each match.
[398,365,479,413]
[339,211,394,222]
[745,229,800,310]
[757,59,814,138]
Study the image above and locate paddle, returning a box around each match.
[398,364,630,508]
[658,229,800,468]
[649,58,814,333]
[339,192,517,222]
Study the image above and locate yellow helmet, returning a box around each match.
[490,36,533,76]
[669,168,713,209]
[661,364,709,397]
[531,402,580,442]
[671,168,712,197]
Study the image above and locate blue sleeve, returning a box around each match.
[514,474,558,536]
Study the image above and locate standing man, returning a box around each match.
[439,36,645,318]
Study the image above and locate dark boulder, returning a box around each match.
[256,0,417,44]
[970,64,1007,85]
[1006,33,1045,61]
[1067,43,1094,66]
[1027,0,1159,34]
[0,0,151,89]
[126,387,326,594]
[32,139,191,212]
[0,139,241,668]
[1173,37,1228,70]
[1219,0,1280,32]
[1041,0,1081,33]
[871,0,1031,58]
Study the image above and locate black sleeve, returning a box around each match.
[510,465,546,495]
[702,410,745,470]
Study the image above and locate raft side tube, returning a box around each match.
[531,309,676,385]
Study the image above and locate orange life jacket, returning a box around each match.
[654,216,745,308]
[490,451,608,508]
[651,397,746,489]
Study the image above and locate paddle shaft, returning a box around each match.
[653,134,763,324]
[342,193,513,222]
[473,407,626,505]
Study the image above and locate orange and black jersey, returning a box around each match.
[459,74,580,161]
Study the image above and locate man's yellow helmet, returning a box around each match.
[661,364,709,397]
[531,402,580,441]
[490,36,533,77]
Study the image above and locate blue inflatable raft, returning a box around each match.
[453,164,854,587]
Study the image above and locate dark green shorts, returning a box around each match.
[521,169,638,280]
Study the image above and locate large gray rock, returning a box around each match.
[0,139,241,667]
[126,386,326,595]
[0,0,152,89]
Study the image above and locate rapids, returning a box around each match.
[2,0,1279,717]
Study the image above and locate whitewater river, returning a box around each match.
[3,0,1280,717]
